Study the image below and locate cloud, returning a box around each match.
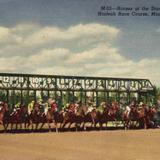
[156,27,160,33]
[24,23,119,45]
[0,23,159,86]
[0,26,22,45]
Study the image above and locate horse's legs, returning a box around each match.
[144,118,147,129]
[24,122,27,130]
[3,122,8,132]
[91,118,96,129]
[55,123,58,133]
[105,120,108,130]
[47,121,51,132]
[53,120,58,133]
[59,122,63,129]
[125,119,130,130]
[25,122,30,131]
[16,123,18,130]
[124,122,127,130]
[2,123,6,132]
[126,120,130,130]
[31,122,34,131]
[40,122,45,130]
[35,123,39,130]
[90,121,93,128]
[61,121,67,129]
[75,123,79,132]
[10,123,14,131]
[20,123,22,130]
[134,120,139,128]
[82,121,87,131]
[27,120,31,130]
[68,122,72,131]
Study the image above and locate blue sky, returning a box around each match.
[0,0,160,86]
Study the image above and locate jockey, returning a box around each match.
[38,99,49,116]
[86,102,95,114]
[0,101,3,110]
[125,105,131,117]
[38,98,44,114]
[34,102,40,114]
[108,101,117,115]
[10,102,20,116]
[97,102,106,114]
[43,102,49,115]
[74,102,80,115]
[68,103,76,113]
[28,100,34,115]
[51,101,58,113]
[14,102,21,111]
[61,103,70,117]
[138,102,144,109]
[62,103,70,112]
[111,101,118,110]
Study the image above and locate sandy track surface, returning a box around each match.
[0,129,160,160]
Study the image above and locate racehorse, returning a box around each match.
[97,105,109,130]
[29,102,59,132]
[1,103,31,131]
[59,103,81,131]
[80,104,99,130]
[122,104,157,130]
[122,105,139,130]
[0,102,9,131]
[13,104,30,130]
[144,106,157,128]
[136,105,149,129]
[106,102,120,128]
[59,103,99,131]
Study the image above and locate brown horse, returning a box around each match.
[1,103,30,131]
[97,106,109,130]
[81,104,99,130]
[59,103,99,131]
[106,102,120,128]
[60,111,78,130]
[12,104,30,130]
[122,106,139,130]
[137,106,148,129]
[29,103,59,132]
[0,102,9,131]
[122,105,157,130]
[144,106,157,128]
[46,107,59,132]
[59,103,82,131]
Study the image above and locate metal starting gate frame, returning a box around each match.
[0,73,155,108]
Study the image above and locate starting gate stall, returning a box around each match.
[0,73,155,109]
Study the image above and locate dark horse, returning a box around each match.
[97,102,121,130]
[59,103,99,131]
[81,104,99,130]
[0,102,9,131]
[122,105,157,130]
[1,103,31,131]
[122,106,139,130]
[29,104,58,132]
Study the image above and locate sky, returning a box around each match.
[0,0,160,86]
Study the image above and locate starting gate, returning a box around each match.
[0,73,155,108]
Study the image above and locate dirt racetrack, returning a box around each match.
[0,129,160,160]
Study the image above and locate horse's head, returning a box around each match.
[137,106,146,118]
[81,104,88,115]
[149,106,157,115]
[3,103,9,112]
